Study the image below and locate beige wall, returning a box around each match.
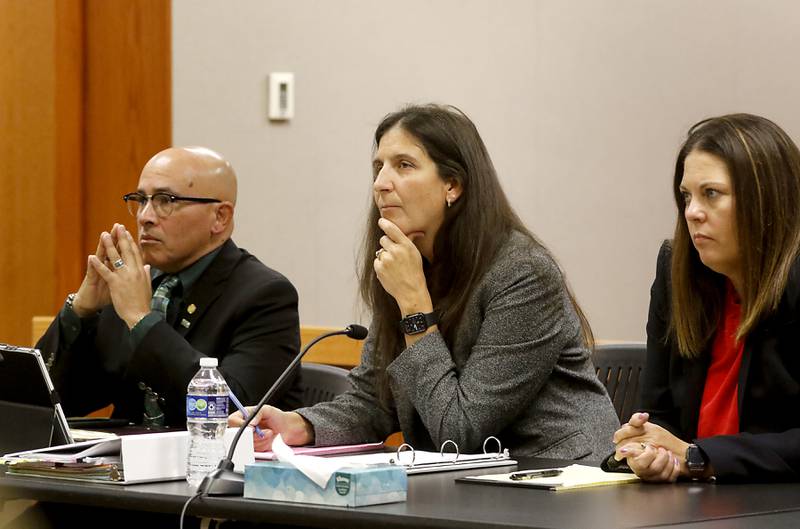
[172,0,800,341]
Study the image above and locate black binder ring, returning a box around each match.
[393,443,416,466]
[439,439,460,462]
[482,436,504,458]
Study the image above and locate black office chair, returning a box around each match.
[592,343,646,423]
[300,362,352,407]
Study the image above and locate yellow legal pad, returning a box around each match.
[456,464,640,491]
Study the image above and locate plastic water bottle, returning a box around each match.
[186,357,229,487]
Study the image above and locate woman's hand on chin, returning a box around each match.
[374,218,432,315]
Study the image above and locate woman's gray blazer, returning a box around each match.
[297,231,619,459]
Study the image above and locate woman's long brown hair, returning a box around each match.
[670,114,800,357]
[359,104,592,400]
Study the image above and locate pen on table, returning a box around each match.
[228,391,265,438]
[509,468,563,481]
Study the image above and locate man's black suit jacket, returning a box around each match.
[641,241,800,481]
[37,239,303,427]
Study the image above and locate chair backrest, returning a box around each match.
[592,343,647,423]
[300,325,364,369]
[32,315,55,346]
[300,362,352,407]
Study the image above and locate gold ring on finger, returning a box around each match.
[375,249,385,260]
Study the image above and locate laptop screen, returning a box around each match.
[0,344,73,455]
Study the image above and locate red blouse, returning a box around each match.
[697,282,744,439]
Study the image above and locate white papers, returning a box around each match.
[3,428,255,484]
[271,434,351,488]
[268,435,515,485]
[329,450,485,466]
[69,429,120,442]
[318,448,515,474]
[4,437,120,463]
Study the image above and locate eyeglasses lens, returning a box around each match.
[151,194,173,217]
[124,194,173,217]
[125,195,143,217]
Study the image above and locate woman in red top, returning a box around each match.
[611,114,800,482]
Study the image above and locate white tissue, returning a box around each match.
[272,434,349,488]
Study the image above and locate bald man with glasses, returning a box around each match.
[37,146,303,427]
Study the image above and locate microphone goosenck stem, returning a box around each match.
[195,324,368,496]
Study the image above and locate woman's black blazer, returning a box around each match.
[640,241,800,481]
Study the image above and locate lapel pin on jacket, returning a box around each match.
[181,319,191,328]
[187,304,196,314]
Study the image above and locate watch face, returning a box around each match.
[686,445,706,473]
[402,313,427,335]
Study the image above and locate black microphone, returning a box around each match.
[196,324,367,496]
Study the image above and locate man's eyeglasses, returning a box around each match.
[122,192,221,218]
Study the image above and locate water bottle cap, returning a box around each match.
[199,357,218,368]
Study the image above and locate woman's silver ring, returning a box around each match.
[640,442,647,450]
[375,249,385,260]
[112,258,125,269]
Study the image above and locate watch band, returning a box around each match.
[685,443,707,478]
[399,311,439,335]
[65,293,78,310]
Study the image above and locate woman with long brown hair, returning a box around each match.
[233,104,618,458]
[611,114,800,482]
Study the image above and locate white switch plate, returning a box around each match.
[269,72,294,121]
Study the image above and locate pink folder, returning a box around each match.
[254,441,385,460]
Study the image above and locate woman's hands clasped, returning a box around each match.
[612,412,689,482]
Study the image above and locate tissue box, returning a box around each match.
[244,461,407,507]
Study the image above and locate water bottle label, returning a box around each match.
[186,395,229,419]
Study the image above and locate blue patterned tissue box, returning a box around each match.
[244,461,407,507]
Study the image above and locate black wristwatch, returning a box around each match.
[399,311,438,335]
[685,443,707,478]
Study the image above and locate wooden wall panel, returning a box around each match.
[0,0,170,346]
[83,0,171,250]
[0,0,58,346]
[54,0,86,303]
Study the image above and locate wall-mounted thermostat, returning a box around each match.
[268,72,294,121]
